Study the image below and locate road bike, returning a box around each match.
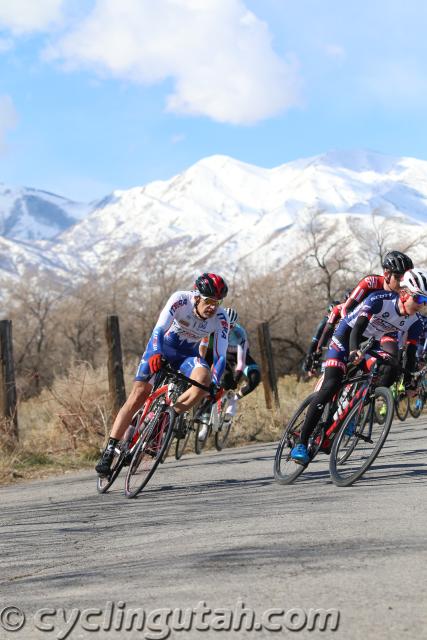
[193,389,236,454]
[96,363,211,497]
[274,338,394,487]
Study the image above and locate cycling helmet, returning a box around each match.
[342,289,352,301]
[327,300,340,313]
[400,269,427,296]
[382,251,413,274]
[225,307,239,325]
[194,273,228,299]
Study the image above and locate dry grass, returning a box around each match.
[0,366,314,485]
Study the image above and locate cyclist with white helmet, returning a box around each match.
[95,273,229,476]
[198,308,261,440]
[291,268,427,466]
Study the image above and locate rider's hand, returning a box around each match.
[348,350,363,365]
[148,354,163,374]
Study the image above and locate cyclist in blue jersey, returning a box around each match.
[198,308,261,440]
[291,268,427,466]
[96,272,229,476]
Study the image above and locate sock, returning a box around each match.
[106,437,119,451]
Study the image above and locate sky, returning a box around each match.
[1,0,427,201]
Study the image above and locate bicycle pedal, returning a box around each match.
[355,432,373,444]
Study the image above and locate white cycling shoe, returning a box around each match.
[225,395,238,417]
[198,424,209,441]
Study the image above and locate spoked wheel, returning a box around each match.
[96,444,127,494]
[394,385,409,421]
[408,389,424,418]
[273,393,315,485]
[329,386,394,487]
[124,407,175,498]
[175,415,193,459]
[215,396,233,451]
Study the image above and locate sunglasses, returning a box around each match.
[199,295,222,306]
[413,294,427,304]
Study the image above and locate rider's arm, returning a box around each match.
[404,319,423,382]
[151,291,186,353]
[307,317,327,356]
[211,310,229,385]
[199,335,209,358]
[348,297,383,352]
[341,276,383,317]
[349,315,370,353]
[236,327,248,373]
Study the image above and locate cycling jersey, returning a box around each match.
[326,291,423,371]
[341,275,385,316]
[135,291,229,384]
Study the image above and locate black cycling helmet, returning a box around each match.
[327,300,341,313]
[194,273,228,299]
[382,251,413,275]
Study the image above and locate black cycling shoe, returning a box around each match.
[95,448,115,476]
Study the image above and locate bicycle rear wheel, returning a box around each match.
[329,386,393,487]
[124,407,175,498]
[273,393,315,485]
[408,388,424,418]
[394,390,409,422]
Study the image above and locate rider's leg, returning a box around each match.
[95,345,156,475]
[95,381,152,475]
[298,366,344,446]
[173,359,211,413]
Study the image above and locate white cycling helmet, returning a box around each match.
[225,307,239,325]
[400,268,427,296]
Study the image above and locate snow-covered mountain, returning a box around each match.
[0,184,91,240]
[1,149,426,287]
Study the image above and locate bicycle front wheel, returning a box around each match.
[274,393,315,485]
[124,407,175,498]
[329,386,393,487]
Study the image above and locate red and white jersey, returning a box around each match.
[341,275,385,317]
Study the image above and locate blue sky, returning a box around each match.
[1,0,427,201]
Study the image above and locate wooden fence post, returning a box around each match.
[257,321,280,410]
[0,319,18,441]
[105,315,126,422]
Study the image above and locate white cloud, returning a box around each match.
[0,95,18,152]
[0,0,64,35]
[43,0,301,124]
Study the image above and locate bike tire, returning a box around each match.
[273,393,315,485]
[214,395,233,451]
[175,416,193,459]
[395,390,409,421]
[329,386,393,487]
[124,407,175,498]
[408,390,424,418]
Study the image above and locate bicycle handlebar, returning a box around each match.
[161,362,216,395]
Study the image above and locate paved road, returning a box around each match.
[1,414,426,640]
